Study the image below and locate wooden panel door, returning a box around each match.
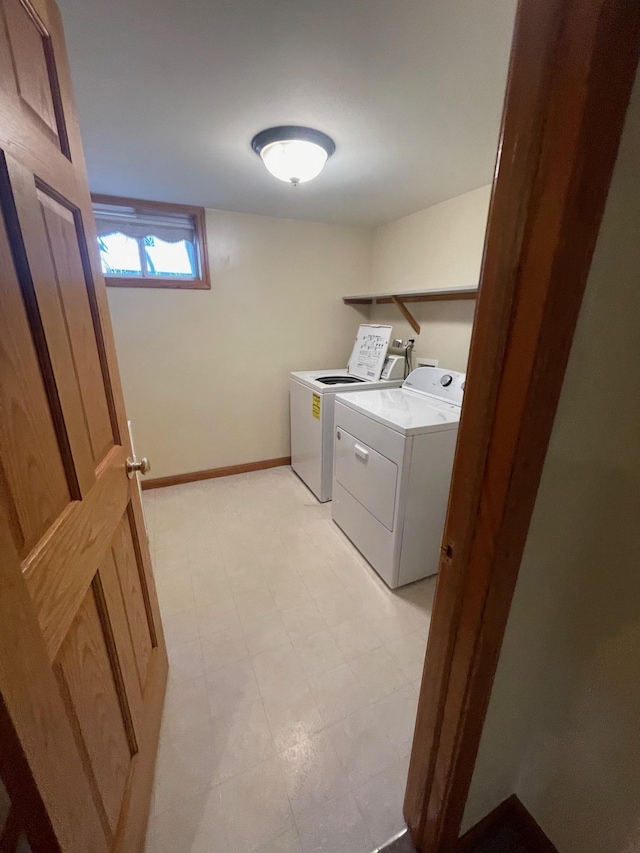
[0,0,168,851]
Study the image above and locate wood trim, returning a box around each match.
[391,296,421,334]
[141,457,292,490]
[102,276,209,290]
[404,0,640,850]
[456,796,558,853]
[90,193,211,290]
[343,286,477,305]
[0,804,22,853]
[91,193,205,217]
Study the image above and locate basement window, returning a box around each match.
[91,194,210,289]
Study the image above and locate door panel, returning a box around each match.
[0,0,167,850]
[99,512,156,740]
[0,208,70,557]
[2,152,95,494]
[2,0,69,153]
[37,187,115,464]
[110,512,155,693]
[22,456,128,660]
[55,584,133,839]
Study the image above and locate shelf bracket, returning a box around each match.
[391,296,421,334]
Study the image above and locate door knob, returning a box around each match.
[126,456,150,479]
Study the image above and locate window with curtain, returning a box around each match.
[91,194,210,289]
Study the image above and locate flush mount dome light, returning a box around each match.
[251,126,335,186]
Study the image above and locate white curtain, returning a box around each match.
[93,209,194,244]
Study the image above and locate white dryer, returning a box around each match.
[332,367,464,588]
[290,325,405,502]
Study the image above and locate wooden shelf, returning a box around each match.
[342,285,478,305]
[343,286,478,334]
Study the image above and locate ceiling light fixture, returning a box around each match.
[251,126,335,186]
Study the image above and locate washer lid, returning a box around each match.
[347,324,393,381]
[335,387,461,435]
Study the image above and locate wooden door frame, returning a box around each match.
[404,0,640,850]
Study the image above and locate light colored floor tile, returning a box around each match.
[157,572,196,616]
[201,624,249,672]
[143,469,432,853]
[166,638,204,683]
[298,568,341,602]
[145,787,228,853]
[206,659,261,719]
[162,609,200,648]
[251,643,307,700]
[262,685,324,752]
[385,630,428,682]
[370,611,422,646]
[191,566,233,606]
[292,630,346,679]
[161,677,212,740]
[228,563,271,597]
[214,700,276,782]
[252,827,302,853]
[351,757,409,847]
[348,647,407,703]
[271,577,312,612]
[294,791,373,853]
[235,587,280,622]
[278,731,350,818]
[153,722,218,813]
[280,600,327,642]
[309,663,371,726]
[243,610,292,655]
[326,706,399,788]
[330,617,382,660]
[153,545,190,582]
[196,600,241,640]
[365,685,420,754]
[219,757,296,853]
[313,591,364,628]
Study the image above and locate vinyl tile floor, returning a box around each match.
[143,467,435,853]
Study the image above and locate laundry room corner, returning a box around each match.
[368,185,491,373]
[106,187,490,483]
[106,209,374,480]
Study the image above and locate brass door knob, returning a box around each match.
[126,456,150,479]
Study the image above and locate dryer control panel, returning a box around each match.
[402,367,465,406]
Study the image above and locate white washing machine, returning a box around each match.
[290,325,405,502]
[332,367,465,588]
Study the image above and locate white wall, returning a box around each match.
[108,209,371,478]
[108,186,490,478]
[369,185,490,372]
[463,66,640,852]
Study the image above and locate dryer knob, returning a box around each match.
[440,375,453,387]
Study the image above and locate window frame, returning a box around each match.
[91,193,211,290]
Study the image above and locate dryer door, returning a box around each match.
[334,427,398,530]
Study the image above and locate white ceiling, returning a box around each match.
[57,0,516,227]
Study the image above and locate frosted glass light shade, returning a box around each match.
[251,127,335,186]
[260,140,328,185]
[259,139,328,185]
